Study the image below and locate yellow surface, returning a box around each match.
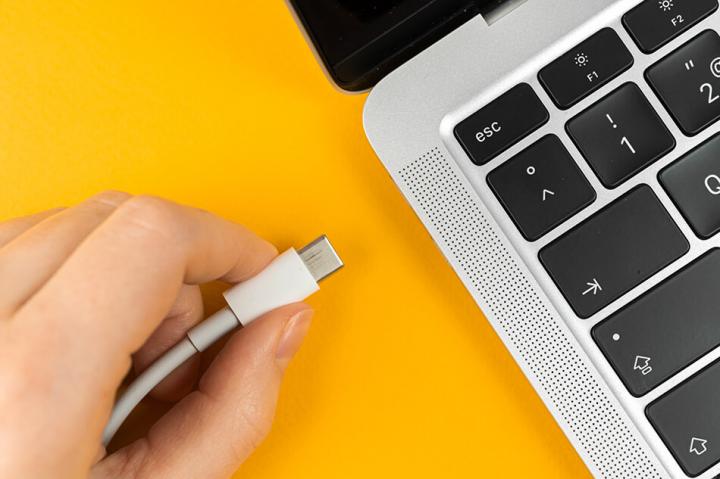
[0,2,590,477]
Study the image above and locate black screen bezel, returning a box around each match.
[289,0,488,91]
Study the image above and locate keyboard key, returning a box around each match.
[624,0,718,53]
[539,186,688,319]
[566,83,675,188]
[647,358,720,476]
[594,250,720,397]
[661,134,720,238]
[538,28,633,109]
[647,30,720,135]
[487,135,595,241]
[455,83,549,166]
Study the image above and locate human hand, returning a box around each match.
[0,192,314,479]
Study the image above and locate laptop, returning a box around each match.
[288,1,720,477]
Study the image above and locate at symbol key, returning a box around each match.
[647,30,720,135]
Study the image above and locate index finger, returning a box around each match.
[18,195,277,377]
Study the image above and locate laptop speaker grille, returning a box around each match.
[398,147,664,478]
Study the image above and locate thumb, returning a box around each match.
[94,303,313,479]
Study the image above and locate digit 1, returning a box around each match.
[621,136,636,155]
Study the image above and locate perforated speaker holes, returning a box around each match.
[399,148,663,478]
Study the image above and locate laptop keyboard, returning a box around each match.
[454,0,720,476]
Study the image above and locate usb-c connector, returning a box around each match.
[298,235,344,282]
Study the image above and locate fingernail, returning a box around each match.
[276,309,314,368]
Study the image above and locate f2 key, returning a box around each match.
[624,0,718,53]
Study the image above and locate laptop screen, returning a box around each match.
[291,0,492,91]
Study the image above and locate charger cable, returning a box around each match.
[102,235,343,445]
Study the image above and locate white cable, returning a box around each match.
[101,237,343,446]
[102,336,198,445]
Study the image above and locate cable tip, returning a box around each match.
[298,235,344,282]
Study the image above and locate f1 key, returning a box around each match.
[539,28,633,109]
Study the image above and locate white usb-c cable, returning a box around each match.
[102,236,343,445]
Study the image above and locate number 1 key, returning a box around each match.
[566,83,675,188]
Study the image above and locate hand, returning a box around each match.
[0,192,314,479]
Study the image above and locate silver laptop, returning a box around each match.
[288,1,720,477]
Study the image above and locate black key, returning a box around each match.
[566,83,675,188]
[594,250,720,397]
[661,134,720,238]
[647,358,720,476]
[538,28,634,109]
[487,135,595,241]
[539,186,688,319]
[454,83,549,166]
[624,0,718,53]
[647,30,720,135]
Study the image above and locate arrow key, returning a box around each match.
[488,135,595,241]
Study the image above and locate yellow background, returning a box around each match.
[0,1,590,477]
